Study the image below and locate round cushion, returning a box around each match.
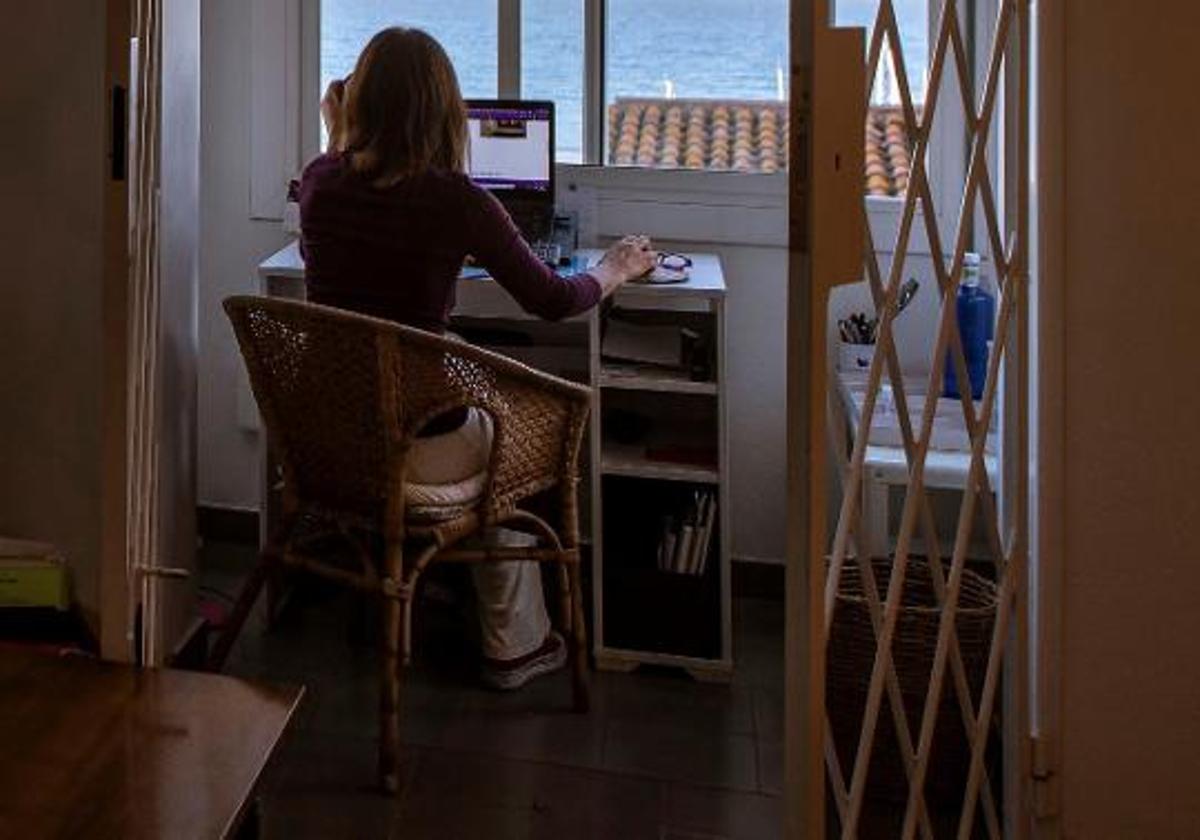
[405,408,494,520]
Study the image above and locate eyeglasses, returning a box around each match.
[657,252,693,272]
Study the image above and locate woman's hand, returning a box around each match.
[321,79,348,152]
[591,235,658,297]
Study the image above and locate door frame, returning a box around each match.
[785,0,864,834]
[101,0,134,662]
[1031,0,1065,832]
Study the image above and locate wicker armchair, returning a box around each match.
[210,295,592,793]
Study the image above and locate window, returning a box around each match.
[320,0,498,101]
[834,0,929,197]
[522,0,585,163]
[317,0,939,190]
[834,0,929,105]
[605,0,789,172]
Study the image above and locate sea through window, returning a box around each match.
[318,0,932,192]
[521,0,585,164]
[320,0,498,104]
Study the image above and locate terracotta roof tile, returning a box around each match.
[608,98,915,195]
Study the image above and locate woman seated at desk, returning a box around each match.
[299,27,656,690]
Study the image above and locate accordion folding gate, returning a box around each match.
[788,0,1031,836]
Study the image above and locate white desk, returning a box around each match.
[256,241,733,680]
[256,239,725,310]
[835,368,998,558]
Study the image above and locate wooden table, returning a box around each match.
[0,649,303,839]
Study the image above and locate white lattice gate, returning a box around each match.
[787,0,1031,836]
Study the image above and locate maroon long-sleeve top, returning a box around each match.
[298,153,601,332]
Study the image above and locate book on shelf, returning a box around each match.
[694,494,716,575]
[655,491,717,577]
[675,524,695,574]
[690,494,716,576]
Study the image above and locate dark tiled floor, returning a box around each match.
[200,541,784,839]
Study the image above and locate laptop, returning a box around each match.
[465,99,566,265]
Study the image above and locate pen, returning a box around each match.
[851,314,868,343]
[840,312,880,345]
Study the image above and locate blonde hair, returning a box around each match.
[340,28,467,184]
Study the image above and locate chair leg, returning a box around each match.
[568,563,589,713]
[402,596,415,666]
[556,564,573,636]
[379,592,404,795]
[206,553,274,672]
[264,561,289,629]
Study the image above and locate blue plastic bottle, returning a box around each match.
[943,253,994,400]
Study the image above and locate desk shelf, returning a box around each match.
[588,256,732,679]
[600,444,720,484]
[594,646,734,682]
[599,364,718,396]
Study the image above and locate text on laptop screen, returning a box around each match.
[466,104,552,193]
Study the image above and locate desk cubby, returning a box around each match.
[600,476,723,661]
[587,258,731,681]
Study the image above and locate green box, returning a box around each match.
[0,540,69,610]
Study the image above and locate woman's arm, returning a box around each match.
[589,235,659,297]
[466,188,656,321]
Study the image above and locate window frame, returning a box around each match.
[297,0,972,252]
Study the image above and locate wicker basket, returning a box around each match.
[827,557,998,805]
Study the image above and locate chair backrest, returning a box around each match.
[225,296,394,524]
[223,295,590,526]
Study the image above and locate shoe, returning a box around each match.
[480,631,567,691]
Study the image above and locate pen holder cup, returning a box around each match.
[838,341,876,372]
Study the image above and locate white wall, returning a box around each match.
[158,0,202,660]
[199,0,293,511]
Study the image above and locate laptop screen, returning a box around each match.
[465,100,554,196]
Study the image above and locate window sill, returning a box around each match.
[560,163,788,199]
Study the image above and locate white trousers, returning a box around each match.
[470,561,551,661]
[408,408,551,661]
